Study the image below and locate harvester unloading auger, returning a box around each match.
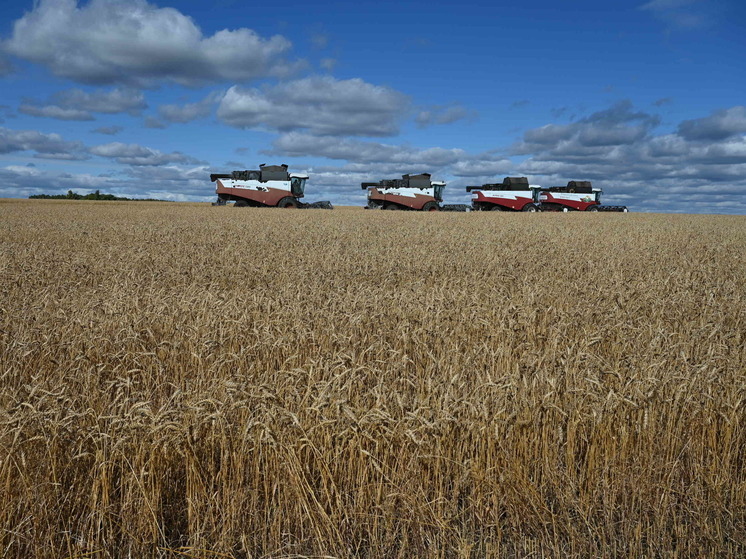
[362,173,468,211]
[210,164,333,209]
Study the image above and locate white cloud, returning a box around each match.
[415,104,475,128]
[89,142,203,166]
[19,104,95,121]
[3,0,299,86]
[677,106,746,141]
[18,87,147,121]
[0,126,88,159]
[269,132,465,166]
[217,76,410,136]
[514,100,660,154]
[157,92,221,123]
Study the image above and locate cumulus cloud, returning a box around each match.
[514,100,660,155]
[269,132,465,166]
[450,157,513,177]
[89,142,203,166]
[217,76,410,136]
[158,102,212,123]
[0,126,88,159]
[3,0,299,86]
[18,87,147,121]
[157,92,221,123]
[677,106,746,141]
[19,104,95,121]
[415,104,475,128]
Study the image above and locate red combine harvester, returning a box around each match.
[362,173,446,211]
[539,181,628,212]
[210,164,332,208]
[466,177,541,212]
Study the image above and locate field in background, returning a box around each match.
[1,199,744,558]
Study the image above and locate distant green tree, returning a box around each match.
[29,190,165,202]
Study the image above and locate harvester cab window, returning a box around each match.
[434,185,444,201]
[291,177,306,197]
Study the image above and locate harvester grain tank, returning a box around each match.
[210,164,332,208]
[538,181,628,212]
[466,177,541,212]
[362,173,445,211]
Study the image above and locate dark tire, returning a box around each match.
[422,202,439,212]
[385,203,400,210]
[277,197,299,209]
[234,199,249,207]
[490,205,504,211]
[522,204,538,212]
[586,205,599,212]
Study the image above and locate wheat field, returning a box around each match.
[0,199,744,558]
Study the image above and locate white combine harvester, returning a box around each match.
[466,177,541,211]
[361,173,469,211]
[210,164,332,208]
[467,177,628,212]
[362,173,445,211]
[538,181,628,212]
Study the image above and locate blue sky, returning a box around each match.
[0,0,744,212]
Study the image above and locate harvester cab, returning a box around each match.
[538,181,627,212]
[362,173,446,211]
[210,164,332,209]
[466,177,541,212]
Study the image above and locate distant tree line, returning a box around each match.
[29,190,165,201]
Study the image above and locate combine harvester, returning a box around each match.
[467,177,628,212]
[538,181,628,212]
[362,173,468,211]
[466,176,541,212]
[210,164,332,208]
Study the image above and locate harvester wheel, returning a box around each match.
[490,205,503,211]
[385,204,400,210]
[522,204,538,212]
[586,205,599,212]
[234,199,249,207]
[422,202,439,212]
[277,197,299,208]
